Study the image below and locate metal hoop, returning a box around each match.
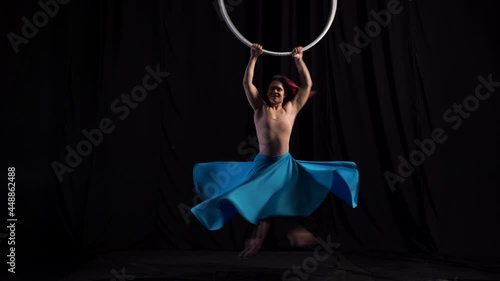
[218,0,338,56]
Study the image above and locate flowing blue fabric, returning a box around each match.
[191,152,359,230]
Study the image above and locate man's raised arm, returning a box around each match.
[290,47,313,112]
[243,44,264,110]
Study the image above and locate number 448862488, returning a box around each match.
[8,167,15,216]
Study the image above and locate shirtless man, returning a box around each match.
[237,44,317,258]
[244,44,311,157]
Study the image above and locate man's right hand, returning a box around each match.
[251,43,263,58]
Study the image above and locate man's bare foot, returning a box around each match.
[237,238,263,259]
[238,221,270,259]
[287,226,318,248]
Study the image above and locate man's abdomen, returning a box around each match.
[256,125,292,157]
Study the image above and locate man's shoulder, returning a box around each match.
[283,101,298,115]
[254,103,268,112]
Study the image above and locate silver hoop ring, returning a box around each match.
[218,0,338,56]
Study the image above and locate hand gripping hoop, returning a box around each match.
[218,0,338,56]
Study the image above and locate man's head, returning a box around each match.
[267,80,286,106]
[265,75,298,106]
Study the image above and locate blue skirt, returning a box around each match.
[191,152,359,230]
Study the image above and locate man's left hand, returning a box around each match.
[292,46,304,60]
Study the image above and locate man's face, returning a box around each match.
[267,81,287,105]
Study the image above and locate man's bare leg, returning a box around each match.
[237,220,270,259]
[287,223,318,248]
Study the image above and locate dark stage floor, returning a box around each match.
[15,250,500,281]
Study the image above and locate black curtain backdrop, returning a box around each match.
[2,0,500,271]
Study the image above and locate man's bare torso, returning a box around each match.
[254,104,296,156]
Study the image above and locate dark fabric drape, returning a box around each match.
[3,0,500,267]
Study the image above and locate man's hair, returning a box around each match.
[263,75,316,105]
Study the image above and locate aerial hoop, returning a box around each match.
[218,0,338,56]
